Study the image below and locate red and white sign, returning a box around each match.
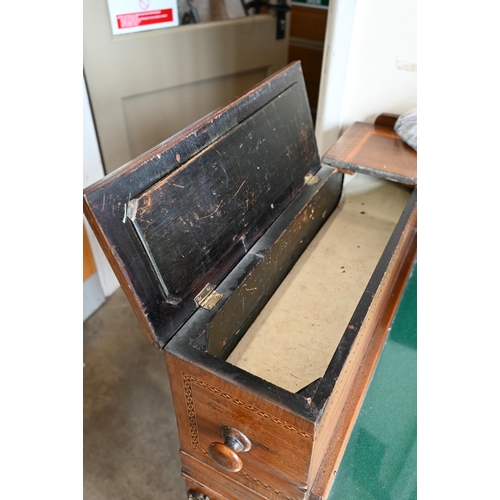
[107,0,179,35]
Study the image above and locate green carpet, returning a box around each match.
[328,262,417,499]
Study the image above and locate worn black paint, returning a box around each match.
[205,166,343,359]
[83,61,317,348]
[130,83,318,305]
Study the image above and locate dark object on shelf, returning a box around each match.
[241,0,290,39]
[181,0,200,24]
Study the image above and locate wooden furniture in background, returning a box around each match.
[322,116,417,186]
[288,5,328,124]
[83,63,417,499]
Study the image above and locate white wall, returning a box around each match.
[315,0,417,155]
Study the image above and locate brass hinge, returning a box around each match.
[195,284,223,311]
[304,172,320,185]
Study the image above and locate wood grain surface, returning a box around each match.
[165,203,417,499]
[322,121,417,185]
[165,353,314,500]
[290,5,328,43]
[165,187,417,499]
[309,201,417,499]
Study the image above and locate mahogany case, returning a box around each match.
[83,62,417,500]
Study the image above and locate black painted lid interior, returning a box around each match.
[83,62,320,348]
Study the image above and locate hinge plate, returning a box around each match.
[195,284,223,311]
[304,172,320,185]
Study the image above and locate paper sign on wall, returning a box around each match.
[107,0,179,35]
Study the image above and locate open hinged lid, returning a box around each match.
[83,62,320,349]
[321,114,417,186]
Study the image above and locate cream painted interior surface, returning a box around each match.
[84,0,289,174]
[227,174,411,393]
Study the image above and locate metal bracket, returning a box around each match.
[195,284,223,311]
[304,172,320,185]
[240,0,291,40]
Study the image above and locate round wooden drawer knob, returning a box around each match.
[208,426,251,472]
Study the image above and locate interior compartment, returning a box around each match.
[224,173,412,393]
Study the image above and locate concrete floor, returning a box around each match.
[83,286,187,500]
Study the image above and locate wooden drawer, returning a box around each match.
[166,361,313,499]
[181,450,304,500]
[83,62,417,499]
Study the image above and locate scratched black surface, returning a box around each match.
[83,62,318,348]
[131,83,318,305]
